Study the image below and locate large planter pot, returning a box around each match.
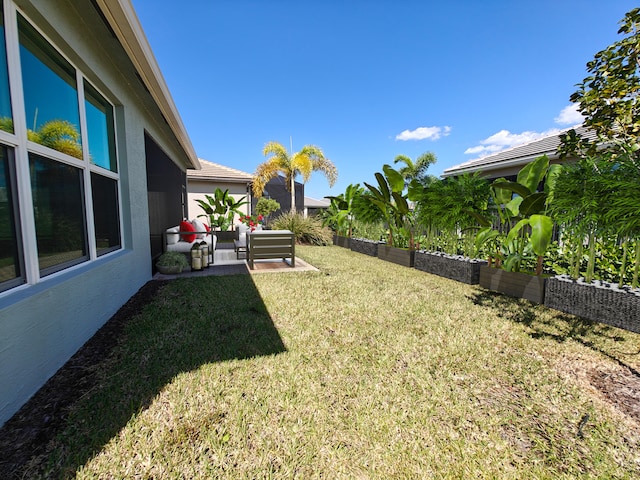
[377,244,415,267]
[333,235,351,248]
[414,251,487,285]
[544,275,640,333]
[479,266,547,304]
[350,238,382,257]
[216,230,236,243]
[156,264,183,275]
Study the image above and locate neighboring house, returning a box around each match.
[251,175,304,217]
[187,159,253,225]
[443,125,597,180]
[0,0,199,427]
[304,196,330,218]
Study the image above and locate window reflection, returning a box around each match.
[91,173,120,255]
[85,81,116,172]
[30,153,88,274]
[0,145,23,289]
[19,15,82,159]
[0,1,13,133]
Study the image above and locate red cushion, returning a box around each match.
[179,220,196,242]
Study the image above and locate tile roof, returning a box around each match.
[187,159,253,182]
[443,125,597,177]
[305,196,330,208]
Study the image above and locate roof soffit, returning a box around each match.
[94,0,200,170]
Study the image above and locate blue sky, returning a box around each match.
[131,0,635,200]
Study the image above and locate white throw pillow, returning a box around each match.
[166,226,179,245]
[191,218,207,239]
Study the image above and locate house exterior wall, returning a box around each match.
[0,0,193,426]
[187,179,251,226]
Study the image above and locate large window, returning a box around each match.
[0,5,122,291]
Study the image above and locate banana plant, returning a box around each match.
[474,155,560,274]
[195,188,248,231]
[361,165,415,248]
[324,183,362,237]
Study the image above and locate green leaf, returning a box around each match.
[516,155,549,193]
[519,192,548,216]
[491,177,513,205]
[507,218,530,244]
[373,173,391,201]
[474,226,499,253]
[491,180,531,198]
[383,164,405,193]
[529,214,554,257]
[392,191,409,214]
[504,196,523,217]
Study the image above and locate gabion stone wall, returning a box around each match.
[415,251,487,285]
[544,275,640,334]
[350,238,381,257]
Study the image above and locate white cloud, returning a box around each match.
[465,128,562,157]
[395,125,451,141]
[554,104,584,125]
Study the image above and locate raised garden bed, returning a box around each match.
[350,238,381,257]
[414,251,487,284]
[479,266,547,304]
[333,235,351,249]
[544,275,640,333]
[378,244,415,268]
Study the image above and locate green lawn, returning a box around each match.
[37,246,639,478]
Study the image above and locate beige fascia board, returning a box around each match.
[442,150,559,177]
[188,175,252,184]
[95,0,200,170]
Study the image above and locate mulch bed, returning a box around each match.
[0,278,638,478]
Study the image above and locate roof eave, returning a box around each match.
[187,175,253,183]
[96,0,200,170]
[443,149,559,177]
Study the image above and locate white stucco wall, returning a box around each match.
[187,179,251,226]
[0,0,193,426]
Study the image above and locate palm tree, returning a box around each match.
[393,151,437,186]
[252,141,338,213]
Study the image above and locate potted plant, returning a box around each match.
[255,197,281,228]
[544,157,640,332]
[475,155,560,303]
[360,164,417,267]
[413,173,491,284]
[195,187,248,242]
[156,251,189,274]
[324,183,362,248]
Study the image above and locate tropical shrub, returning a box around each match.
[255,197,281,226]
[270,212,333,245]
[359,165,416,248]
[323,183,363,236]
[549,157,640,287]
[414,172,491,257]
[474,155,560,275]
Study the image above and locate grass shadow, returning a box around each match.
[468,289,640,378]
[0,274,286,478]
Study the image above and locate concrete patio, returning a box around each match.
[153,244,318,280]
